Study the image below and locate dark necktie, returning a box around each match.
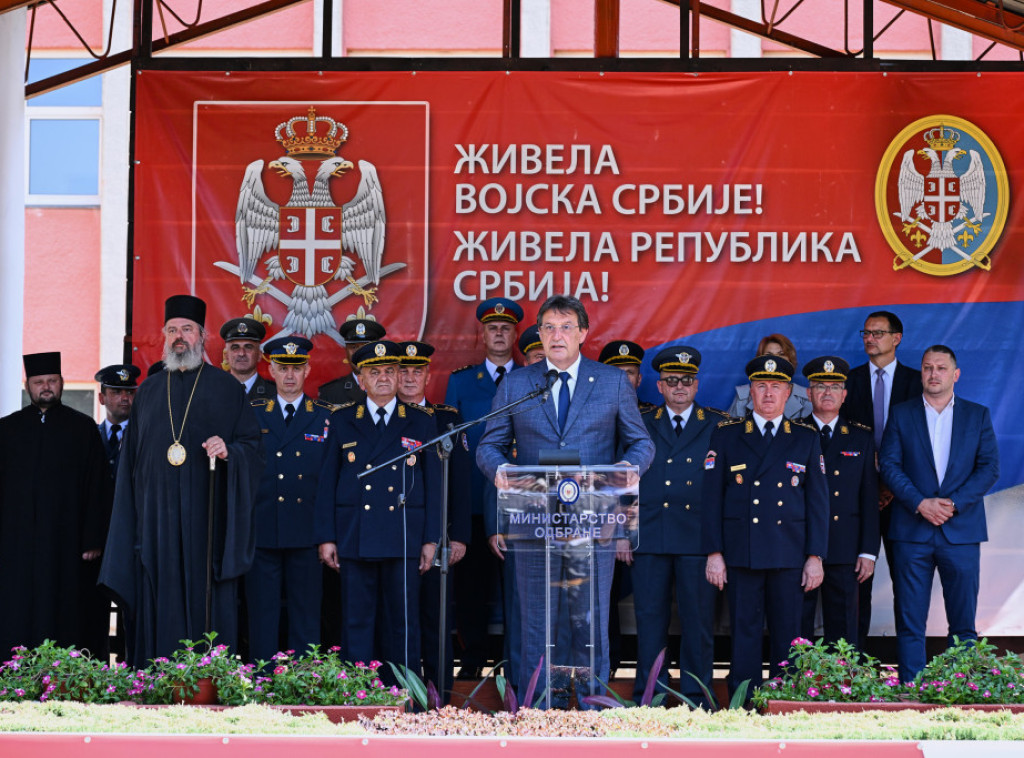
[820,423,832,451]
[762,420,775,453]
[375,406,387,433]
[284,403,295,426]
[673,414,684,436]
[557,372,571,433]
[495,365,507,386]
[873,368,886,448]
[109,423,122,453]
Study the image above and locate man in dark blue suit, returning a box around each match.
[703,355,829,697]
[315,340,441,675]
[840,310,921,647]
[879,345,999,683]
[797,356,880,646]
[445,297,524,680]
[627,346,727,707]
[398,340,473,701]
[246,336,334,663]
[477,294,655,703]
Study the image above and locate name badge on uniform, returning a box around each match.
[343,441,358,449]
[730,464,747,472]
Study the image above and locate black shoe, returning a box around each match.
[456,666,482,680]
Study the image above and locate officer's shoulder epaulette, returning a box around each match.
[704,406,731,419]
[640,403,659,415]
[432,403,458,414]
[250,398,271,408]
[450,364,475,374]
[334,401,357,411]
[791,418,817,431]
[312,398,339,413]
[717,418,743,428]
[848,420,871,432]
[407,402,435,416]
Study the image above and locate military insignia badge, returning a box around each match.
[791,475,799,487]
[406,344,417,356]
[704,451,716,470]
[117,369,130,382]
[284,342,299,355]
[735,473,743,485]
[374,343,386,357]
[765,359,777,373]
[820,454,825,474]
[876,115,1009,276]
[824,360,834,373]
[356,322,366,337]
[786,462,806,474]
[347,451,356,462]
[401,437,421,451]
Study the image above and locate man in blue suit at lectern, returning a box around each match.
[476,294,655,705]
[879,345,999,683]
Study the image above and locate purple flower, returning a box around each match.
[991,669,1002,676]
[69,651,81,658]
[840,685,852,695]
[968,682,979,691]
[52,661,61,667]
[14,688,25,697]
[983,691,992,698]
[176,663,186,670]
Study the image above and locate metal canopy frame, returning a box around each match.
[11,0,1024,102]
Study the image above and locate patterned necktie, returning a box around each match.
[495,365,507,386]
[284,403,295,426]
[873,368,886,449]
[375,406,387,433]
[673,414,684,436]
[820,423,832,451]
[557,372,571,433]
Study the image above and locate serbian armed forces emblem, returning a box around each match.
[217,107,405,346]
[875,115,1008,277]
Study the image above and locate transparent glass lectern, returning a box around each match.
[496,464,639,709]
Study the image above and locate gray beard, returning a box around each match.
[163,342,204,372]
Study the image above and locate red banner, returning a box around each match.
[132,70,1021,401]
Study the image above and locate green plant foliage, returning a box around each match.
[913,637,1024,705]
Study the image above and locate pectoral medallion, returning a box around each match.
[168,442,187,466]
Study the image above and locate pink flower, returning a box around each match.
[69,651,81,658]
[274,666,287,675]
[369,660,382,669]
[837,660,847,667]
[983,691,992,698]
[840,685,852,695]
[791,637,812,647]
[954,672,966,679]
[339,671,348,679]
[330,646,341,652]
[968,682,979,691]
[807,687,819,698]
[356,690,367,700]
[990,669,1002,676]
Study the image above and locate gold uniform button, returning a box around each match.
[777,520,782,525]
[666,458,673,464]
[752,517,759,524]
[753,499,760,505]
[754,480,760,487]
[366,464,372,470]
[295,451,301,457]
[298,474,303,480]
[364,505,370,511]
[278,473,284,480]
[277,496,284,502]
[833,515,839,521]
[365,484,372,491]
[777,482,784,488]
[685,504,691,510]
[665,480,671,486]
[686,457,692,463]
[392,465,398,471]
[833,470,840,476]
[388,486,394,493]
[297,498,302,503]
[778,501,783,506]
[663,502,670,508]
[276,451,283,458]
[389,506,395,512]
[834,491,840,497]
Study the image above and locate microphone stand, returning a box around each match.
[360,373,555,694]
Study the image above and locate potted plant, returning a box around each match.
[913,637,1024,706]
[145,632,240,704]
[0,640,104,702]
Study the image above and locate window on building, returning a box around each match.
[25,58,102,206]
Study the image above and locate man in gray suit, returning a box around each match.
[477,295,655,704]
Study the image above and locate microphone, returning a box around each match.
[539,369,558,403]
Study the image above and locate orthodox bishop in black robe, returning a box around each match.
[99,296,263,664]
[0,400,110,655]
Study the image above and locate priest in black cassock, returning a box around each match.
[0,352,111,656]
[99,295,264,665]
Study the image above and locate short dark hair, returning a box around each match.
[537,295,589,331]
[867,310,903,335]
[923,344,957,367]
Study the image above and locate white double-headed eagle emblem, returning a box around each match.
[894,126,989,270]
[215,107,402,346]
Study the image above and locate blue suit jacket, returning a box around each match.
[879,396,999,545]
[476,357,655,479]
[251,396,334,549]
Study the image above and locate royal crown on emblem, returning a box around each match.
[275,107,347,160]
[924,125,960,152]
[284,342,299,355]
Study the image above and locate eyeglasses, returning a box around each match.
[659,375,696,387]
[859,329,894,339]
[539,324,579,335]
[810,383,845,393]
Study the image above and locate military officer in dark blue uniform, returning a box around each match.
[245,336,334,663]
[627,346,727,706]
[315,340,442,673]
[445,297,523,680]
[317,316,386,405]
[95,364,141,478]
[398,340,473,700]
[703,354,829,696]
[220,317,275,401]
[518,325,544,365]
[797,357,880,646]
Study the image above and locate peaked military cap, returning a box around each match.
[476,297,523,325]
[338,318,386,344]
[398,341,435,366]
[264,336,313,365]
[95,364,141,389]
[518,325,542,355]
[599,340,645,366]
[802,355,850,383]
[352,340,402,369]
[220,317,266,342]
[746,354,795,382]
[652,345,701,374]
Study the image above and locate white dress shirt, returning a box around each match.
[924,394,955,486]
